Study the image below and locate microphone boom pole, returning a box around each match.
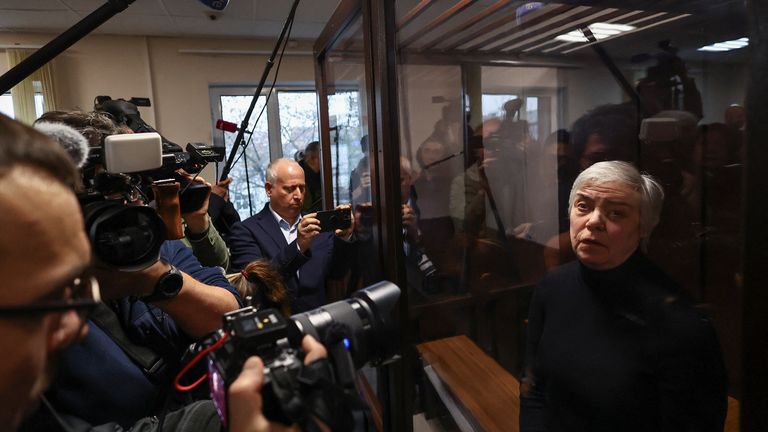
[219,0,301,182]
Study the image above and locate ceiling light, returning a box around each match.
[698,37,749,52]
[554,22,636,43]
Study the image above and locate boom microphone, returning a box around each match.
[198,0,229,11]
[34,121,90,168]
[215,119,238,133]
[216,119,251,135]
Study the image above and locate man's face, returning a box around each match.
[569,181,642,270]
[266,160,306,222]
[305,151,320,173]
[0,167,91,429]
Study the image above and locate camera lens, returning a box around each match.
[290,281,400,368]
[82,200,165,271]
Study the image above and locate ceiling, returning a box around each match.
[0,0,749,64]
[0,0,341,40]
[321,1,746,66]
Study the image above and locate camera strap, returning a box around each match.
[89,303,169,384]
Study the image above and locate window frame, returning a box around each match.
[208,82,317,170]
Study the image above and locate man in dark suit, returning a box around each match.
[229,158,353,312]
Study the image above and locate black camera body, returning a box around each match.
[207,307,305,425]
[160,143,226,175]
[315,208,352,232]
[203,282,401,427]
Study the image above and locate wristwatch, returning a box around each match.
[143,263,183,303]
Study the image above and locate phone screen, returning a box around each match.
[208,359,228,427]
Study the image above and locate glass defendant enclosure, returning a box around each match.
[313,1,767,430]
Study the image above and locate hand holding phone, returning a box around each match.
[315,208,352,232]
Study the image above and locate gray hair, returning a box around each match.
[265,158,298,184]
[568,161,665,238]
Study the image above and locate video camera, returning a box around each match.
[90,95,226,176]
[76,97,226,271]
[201,281,401,428]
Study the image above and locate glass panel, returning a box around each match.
[219,95,270,219]
[322,13,380,298]
[393,0,748,429]
[277,90,320,160]
[328,90,363,206]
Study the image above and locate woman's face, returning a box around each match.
[569,181,642,270]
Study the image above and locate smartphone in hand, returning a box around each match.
[315,209,352,232]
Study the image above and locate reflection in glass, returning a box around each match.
[387,0,748,429]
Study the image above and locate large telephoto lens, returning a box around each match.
[81,200,165,271]
[290,281,400,368]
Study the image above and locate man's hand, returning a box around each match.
[297,213,321,253]
[402,204,419,242]
[508,222,533,239]
[182,181,213,235]
[228,336,329,432]
[359,171,371,189]
[402,203,417,229]
[334,204,354,239]
[212,177,233,202]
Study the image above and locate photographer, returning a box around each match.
[31,111,242,426]
[35,110,231,270]
[0,114,331,432]
[229,158,354,312]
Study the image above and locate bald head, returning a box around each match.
[265,158,306,224]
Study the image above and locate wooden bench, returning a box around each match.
[417,335,521,431]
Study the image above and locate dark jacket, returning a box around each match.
[44,240,241,428]
[520,251,727,432]
[229,203,351,312]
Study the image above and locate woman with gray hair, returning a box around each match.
[521,161,727,431]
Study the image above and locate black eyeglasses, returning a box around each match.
[0,275,101,317]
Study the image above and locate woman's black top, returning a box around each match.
[521,251,727,432]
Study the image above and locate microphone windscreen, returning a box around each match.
[198,0,229,11]
[34,122,90,168]
[216,119,238,133]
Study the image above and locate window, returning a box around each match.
[210,85,363,218]
[0,93,13,118]
[211,85,336,219]
[0,80,46,120]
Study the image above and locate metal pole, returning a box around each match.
[0,0,135,94]
[219,0,301,181]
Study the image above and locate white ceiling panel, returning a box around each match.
[0,10,80,31]
[0,0,67,10]
[254,0,338,23]
[93,14,179,35]
[0,0,338,39]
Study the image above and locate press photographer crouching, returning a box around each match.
[1,114,400,432]
[23,111,243,427]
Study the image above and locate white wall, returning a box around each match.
[0,32,316,146]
